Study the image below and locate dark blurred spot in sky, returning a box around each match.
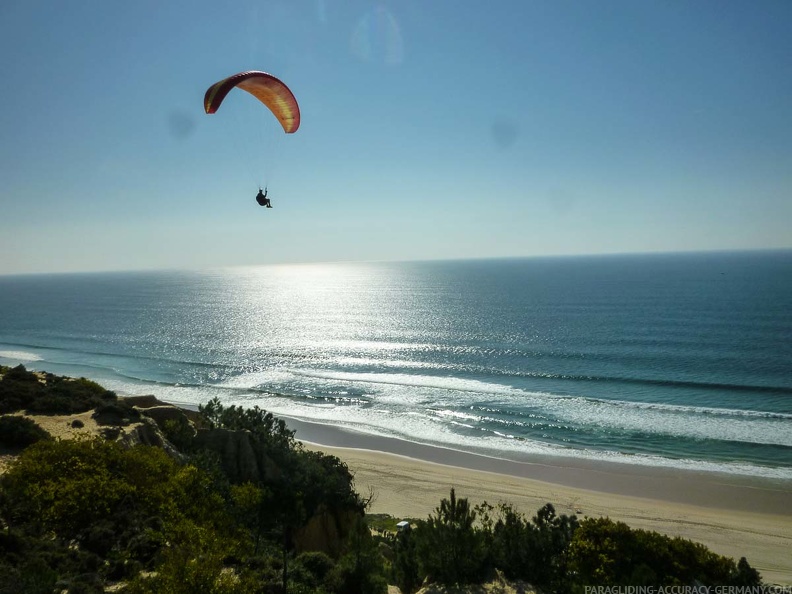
[168,111,196,140]
[491,117,519,150]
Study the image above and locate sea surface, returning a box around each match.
[1,251,791,479]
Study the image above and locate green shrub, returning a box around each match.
[0,436,224,538]
[0,365,118,415]
[291,551,336,591]
[199,397,295,451]
[0,531,103,593]
[568,516,761,586]
[122,524,247,594]
[0,415,51,449]
[161,416,196,451]
[91,402,140,426]
[0,555,59,594]
[0,365,43,414]
[197,397,365,523]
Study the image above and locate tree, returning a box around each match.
[229,482,269,555]
[392,526,420,594]
[488,502,578,590]
[490,503,532,580]
[530,503,578,589]
[198,397,296,453]
[733,557,761,586]
[327,514,387,594]
[415,488,487,586]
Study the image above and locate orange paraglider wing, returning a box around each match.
[204,71,300,133]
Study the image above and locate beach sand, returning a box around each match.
[290,418,792,586]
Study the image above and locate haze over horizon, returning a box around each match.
[2,1,790,275]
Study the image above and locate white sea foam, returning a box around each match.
[235,392,792,480]
[0,349,43,362]
[289,369,525,396]
[257,368,792,447]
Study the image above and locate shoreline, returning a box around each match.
[284,416,792,514]
[282,416,792,585]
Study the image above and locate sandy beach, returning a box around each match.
[290,419,792,586]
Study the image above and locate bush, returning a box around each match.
[0,555,58,594]
[197,396,365,524]
[161,416,195,451]
[0,415,51,449]
[199,397,295,451]
[0,531,102,593]
[291,551,336,591]
[0,365,43,414]
[1,437,196,537]
[91,402,140,426]
[0,365,118,415]
[568,517,761,586]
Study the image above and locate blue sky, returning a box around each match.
[1,0,790,274]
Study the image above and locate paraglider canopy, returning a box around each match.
[204,71,300,133]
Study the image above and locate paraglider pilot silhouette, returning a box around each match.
[256,188,272,208]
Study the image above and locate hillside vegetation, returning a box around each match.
[0,365,763,593]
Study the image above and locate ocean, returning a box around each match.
[1,251,790,479]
